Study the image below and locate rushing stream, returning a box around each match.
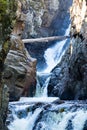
[7,99,87,130]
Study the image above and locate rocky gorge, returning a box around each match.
[0,0,87,130]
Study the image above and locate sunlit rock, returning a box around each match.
[3,38,37,101]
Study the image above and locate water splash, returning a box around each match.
[72,110,87,130]
[19,97,58,103]
[8,108,42,130]
[7,100,87,130]
[35,109,87,130]
[35,72,51,97]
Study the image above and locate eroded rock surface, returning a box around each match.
[3,48,36,101]
[3,0,37,101]
[23,0,72,38]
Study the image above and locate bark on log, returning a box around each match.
[22,35,70,43]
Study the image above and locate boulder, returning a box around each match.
[3,38,37,101]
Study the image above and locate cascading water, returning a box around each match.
[35,24,70,98]
[8,106,43,130]
[7,100,87,130]
[7,13,87,130]
[35,108,87,130]
[43,24,71,73]
[35,73,51,97]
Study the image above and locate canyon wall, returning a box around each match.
[22,0,72,38]
[0,1,16,129]
[0,1,36,129]
[48,0,87,100]
[3,0,37,101]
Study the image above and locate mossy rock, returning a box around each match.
[59,108,65,113]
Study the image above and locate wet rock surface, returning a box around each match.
[48,0,87,100]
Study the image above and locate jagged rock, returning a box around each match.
[83,120,87,130]
[0,83,9,130]
[22,0,72,38]
[48,0,87,100]
[3,0,37,101]
[0,1,16,129]
[0,0,36,129]
[3,47,36,101]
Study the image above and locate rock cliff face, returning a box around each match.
[22,0,59,38]
[4,46,36,101]
[23,0,72,38]
[48,0,87,100]
[0,1,16,129]
[0,1,37,129]
[0,83,9,130]
[3,0,37,101]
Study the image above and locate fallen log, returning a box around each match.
[22,35,70,43]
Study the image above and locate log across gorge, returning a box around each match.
[22,35,70,43]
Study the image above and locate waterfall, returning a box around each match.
[7,22,87,130]
[6,16,87,130]
[43,24,71,73]
[34,24,71,97]
[42,76,51,97]
[35,25,71,97]
[8,106,43,130]
[42,109,87,130]
[35,73,51,97]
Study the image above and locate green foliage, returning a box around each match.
[0,0,16,15]
[0,0,17,80]
[59,108,65,113]
[0,0,7,14]
[0,0,17,43]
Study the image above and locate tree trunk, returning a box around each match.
[22,36,70,43]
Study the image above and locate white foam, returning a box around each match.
[9,97,59,105]
[72,110,87,130]
[8,108,42,130]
